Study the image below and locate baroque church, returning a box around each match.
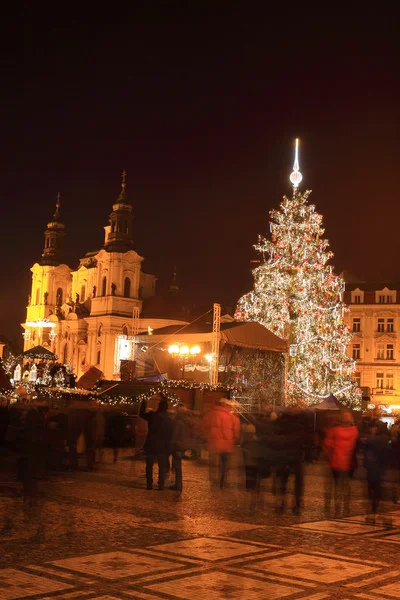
[22,173,187,380]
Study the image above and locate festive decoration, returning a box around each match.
[225,348,284,407]
[54,368,67,387]
[235,141,360,408]
[0,353,18,376]
[42,363,53,386]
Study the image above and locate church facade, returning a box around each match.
[22,174,187,380]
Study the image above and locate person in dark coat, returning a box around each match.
[0,400,10,448]
[273,408,311,515]
[170,403,193,492]
[140,398,172,490]
[107,411,126,463]
[15,407,46,541]
[362,419,390,524]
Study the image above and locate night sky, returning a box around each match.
[0,7,397,344]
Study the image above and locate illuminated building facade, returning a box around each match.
[344,280,400,408]
[22,174,187,380]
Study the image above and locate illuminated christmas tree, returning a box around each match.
[235,140,360,408]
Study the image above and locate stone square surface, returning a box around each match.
[293,520,381,535]
[149,537,263,561]
[150,517,263,536]
[347,514,400,527]
[251,553,377,583]
[145,571,299,600]
[0,568,71,600]
[50,551,180,580]
[372,582,400,598]
[379,532,400,542]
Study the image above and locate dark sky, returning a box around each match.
[0,6,398,343]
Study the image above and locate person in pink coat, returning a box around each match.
[323,410,359,517]
[203,398,240,488]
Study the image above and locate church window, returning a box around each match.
[102,276,107,296]
[116,221,121,233]
[98,324,103,337]
[35,288,40,305]
[80,285,86,302]
[124,277,131,298]
[64,344,68,363]
[56,288,63,306]
[97,349,101,364]
[122,325,129,336]
[111,221,115,233]
[124,221,128,233]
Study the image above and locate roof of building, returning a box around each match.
[138,320,288,353]
[345,282,400,291]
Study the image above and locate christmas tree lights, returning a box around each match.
[235,140,360,408]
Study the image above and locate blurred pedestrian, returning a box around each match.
[94,407,106,464]
[15,407,46,539]
[390,417,400,504]
[170,403,193,493]
[203,398,240,489]
[323,410,358,518]
[107,411,126,463]
[140,398,172,490]
[0,399,10,449]
[362,419,391,524]
[274,407,309,515]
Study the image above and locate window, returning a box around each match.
[96,350,101,365]
[101,276,107,296]
[387,295,393,304]
[122,325,129,336]
[352,344,360,360]
[56,288,63,306]
[352,318,361,333]
[376,372,384,389]
[377,344,385,359]
[387,318,394,332]
[379,295,386,304]
[35,288,40,305]
[80,285,86,302]
[354,372,361,387]
[354,295,361,304]
[63,344,68,363]
[98,324,102,337]
[377,318,385,332]
[123,277,131,298]
[386,373,394,390]
[386,344,394,360]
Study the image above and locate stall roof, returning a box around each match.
[22,345,58,360]
[137,320,287,353]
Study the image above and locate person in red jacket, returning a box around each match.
[203,398,240,488]
[323,410,358,518]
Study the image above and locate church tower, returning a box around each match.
[104,170,134,253]
[40,193,65,266]
[23,193,72,350]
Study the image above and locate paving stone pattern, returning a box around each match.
[0,449,399,599]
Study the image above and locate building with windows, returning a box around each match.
[344,280,400,408]
[22,174,188,380]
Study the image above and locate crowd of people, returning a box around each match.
[0,396,399,531]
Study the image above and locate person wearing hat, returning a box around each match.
[203,397,240,488]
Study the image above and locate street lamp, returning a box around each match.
[168,344,201,378]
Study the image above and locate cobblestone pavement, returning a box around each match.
[0,448,399,599]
